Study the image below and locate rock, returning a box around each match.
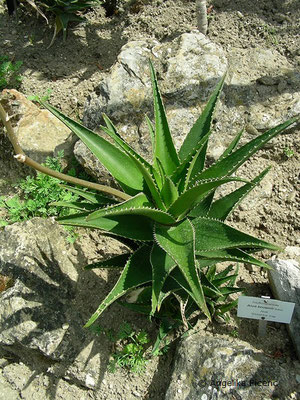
[0,371,19,400]
[267,259,300,360]
[0,89,75,164]
[0,218,122,388]
[79,33,227,176]
[165,334,298,400]
[0,357,92,399]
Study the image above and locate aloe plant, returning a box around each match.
[3,61,298,336]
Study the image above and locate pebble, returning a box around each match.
[245,123,259,136]
[296,375,300,384]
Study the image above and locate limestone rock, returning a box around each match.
[0,218,117,388]
[267,259,300,359]
[1,89,75,163]
[165,334,298,400]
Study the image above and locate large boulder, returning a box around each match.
[165,333,299,400]
[0,218,124,388]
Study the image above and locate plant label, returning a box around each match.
[237,296,295,324]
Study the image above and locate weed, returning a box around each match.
[0,151,80,241]
[230,328,239,338]
[283,147,294,159]
[10,0,102,46]
[0,55,23,90]
[89,322,150,374]
[28,88,52,103]
[262,24,278,45]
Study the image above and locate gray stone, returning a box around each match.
[0,373,19,400]
[267,259,300,360]
[0,218,116,388]
[165,334,297,400]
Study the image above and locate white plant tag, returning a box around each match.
[237,296,295,324]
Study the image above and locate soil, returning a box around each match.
[0,0,300,399]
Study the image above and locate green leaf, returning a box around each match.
[149,60,179,175]
[215,298,239,315]
[84,245,152,327]
[179,73,226,161]
[150,243,177,314]
[187,190,215,218]
[152,318,180,356]
[197,248,272,269]
[123,148,165,210]
[145,115,155,156]
[218,129,244,160]
[181,132,212,191]
[101,114,154,172]
[86,193,176,225]
[57,212,154,241]
[219,287,242,296]
[39,101,145,195]
[192,217,281,252]
[84,253,131,270]
[168,177,247,219]
[59,184,117,205]
[208,167,271,220]
[154,219,210,319]
[212,274,238,287]
[191,115,299,182]
[86,193,150,219]
[161,177,179,208]
[170,132,210,187]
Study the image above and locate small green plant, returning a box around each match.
[89,322,150,374]
[109,326,150,374]
[0,151,79,226]
[28,88,52,103]
[230,328,239,338]
[283,147,294,159]
[262,24,278,45]
[0,55,23,90]
[1,61,298,347]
